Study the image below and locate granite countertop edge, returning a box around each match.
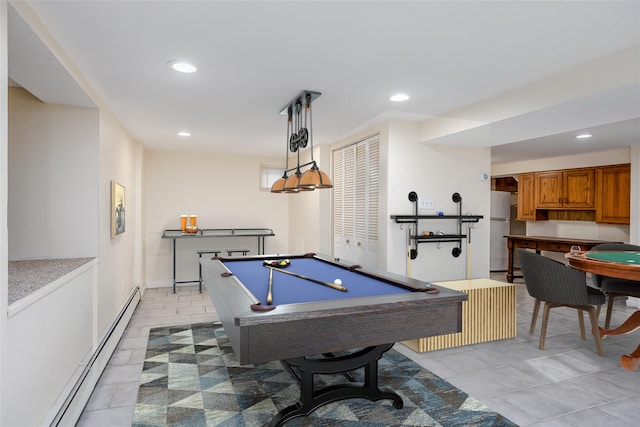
[8,257,97,306]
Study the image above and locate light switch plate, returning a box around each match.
[419,196,434,210]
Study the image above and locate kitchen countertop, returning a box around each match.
[8,258,95,305]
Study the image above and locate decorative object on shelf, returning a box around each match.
[180,214,199,234]
[391,192,483,259]
[271,90,332,193]
[111,180,125,238]
[183,227,199,235]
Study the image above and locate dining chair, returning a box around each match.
[590,243,640,329]
[517,249,605,356]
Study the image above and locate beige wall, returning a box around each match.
[8,87,99,259]
[286,144,333,256]
[491,147,631,175]
[98,106,144,330]
[143,149,290,286]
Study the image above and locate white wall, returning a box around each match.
[0,1,9,418]
[320,119,491,282]
[143,149,290,286]
[3,261,97,426]
[631,145,640,245]
[8,87,99,259]
[418,46,639,143]
[1,3,145,425]
[386,120,491,282]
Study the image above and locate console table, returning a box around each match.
[403,278,516,352]
[505,235,621,283]
[162,228,275,293]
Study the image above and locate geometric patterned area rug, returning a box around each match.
[133,323,517,427]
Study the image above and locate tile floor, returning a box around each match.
[77,274,640,427]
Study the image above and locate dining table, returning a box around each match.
[505,235,622,283]
[566,250,640,370]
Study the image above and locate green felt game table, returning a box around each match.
[567,250,640,370]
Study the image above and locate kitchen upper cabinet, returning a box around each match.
[535,171,563,208]
[596,164,630,224]
[535,168,595,209]
[517,173,536,220]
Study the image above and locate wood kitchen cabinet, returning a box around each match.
[535,168,595,209]
[596,164,630,224]
[517,173,536,220]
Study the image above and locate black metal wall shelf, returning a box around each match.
[390,215,483,223]
[391,192,483,259]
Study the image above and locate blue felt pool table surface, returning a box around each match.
[222,257,421,306]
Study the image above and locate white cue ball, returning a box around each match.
[333,279,342,285]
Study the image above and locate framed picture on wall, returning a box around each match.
[111,180,126,238]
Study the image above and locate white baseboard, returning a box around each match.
[47,286,141,427]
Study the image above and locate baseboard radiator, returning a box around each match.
[48,286,142,426]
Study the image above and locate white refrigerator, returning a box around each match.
[490,191,511,271]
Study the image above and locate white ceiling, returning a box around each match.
[8,1,640,163]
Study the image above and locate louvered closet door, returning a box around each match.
[333,135,379,267]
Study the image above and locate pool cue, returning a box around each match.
[406,224,413,278]
[266,267,273,305]
[265,265,348,292]
[466,224,473,280]
[467,241,471,280]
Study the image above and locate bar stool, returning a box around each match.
[197,250,221,293]
[226,249,250,256]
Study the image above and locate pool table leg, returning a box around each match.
[269,343,403,427]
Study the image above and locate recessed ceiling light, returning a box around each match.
[575,134,592,139]
[177,131,191,137]
[168,61,197,73]
[390,93,410,102]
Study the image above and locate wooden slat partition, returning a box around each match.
[403,279,516,352]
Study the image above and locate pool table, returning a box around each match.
[201,253,466,426]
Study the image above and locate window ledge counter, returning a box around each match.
[8,258,96,311]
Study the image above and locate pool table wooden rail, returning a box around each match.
[201,254,467,365]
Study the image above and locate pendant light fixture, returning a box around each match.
[271,90,332,193]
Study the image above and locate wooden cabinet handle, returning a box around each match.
[346,239,350,244]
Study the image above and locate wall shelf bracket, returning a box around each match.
[390,192,483,259]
